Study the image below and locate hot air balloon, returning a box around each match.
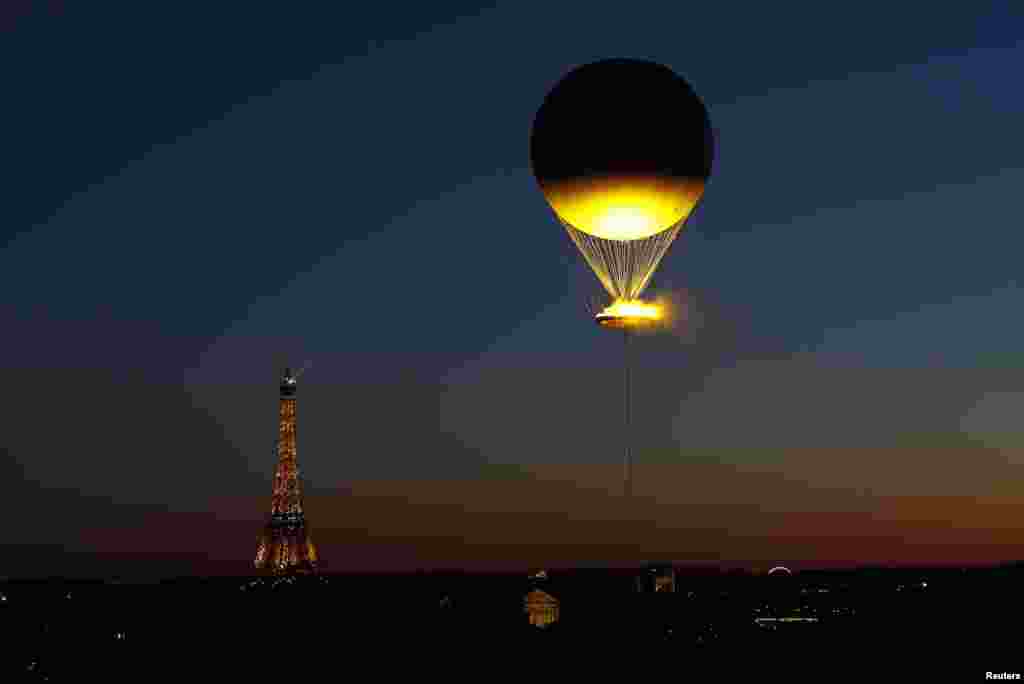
[530,58,713,329]
[530,59,714,502]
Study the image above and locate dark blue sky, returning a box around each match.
[3,3,1024,576]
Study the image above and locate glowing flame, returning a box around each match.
[544,177,703,241]
[598,299,663,322]
[596,207,658,241]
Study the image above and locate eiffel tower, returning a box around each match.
[254,367,319,575]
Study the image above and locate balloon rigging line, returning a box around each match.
[561,217,685,301]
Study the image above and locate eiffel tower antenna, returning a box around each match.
[294,359,313,380]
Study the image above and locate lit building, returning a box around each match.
[636,563,675,593]
[524,589,559,628]
[254,367,319,575]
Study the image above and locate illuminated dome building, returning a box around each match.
[524,589,560,629]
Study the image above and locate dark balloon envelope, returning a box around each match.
[530,59,713,242]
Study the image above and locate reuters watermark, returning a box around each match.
[985,674,1021,681]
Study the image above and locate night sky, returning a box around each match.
[4,3,1024,578]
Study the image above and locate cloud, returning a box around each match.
[960,391,1024,453]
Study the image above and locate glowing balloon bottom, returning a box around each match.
[595,299,663,330]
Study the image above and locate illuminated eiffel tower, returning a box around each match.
[254,367,319,575]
